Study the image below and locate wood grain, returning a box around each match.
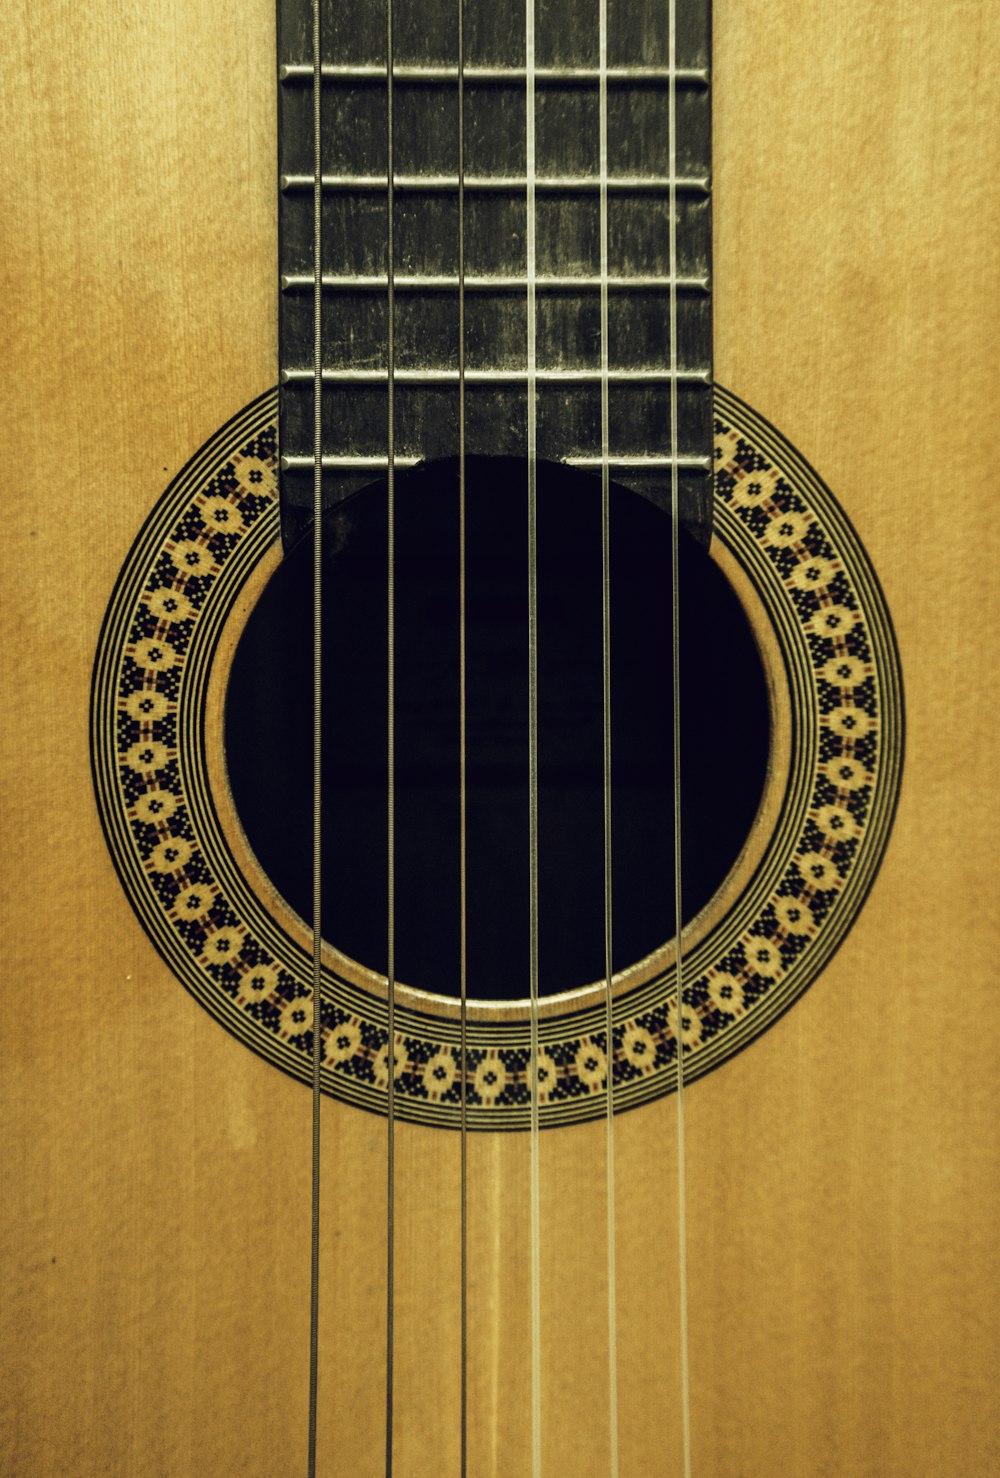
[1,0,997,1474]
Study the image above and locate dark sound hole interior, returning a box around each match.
[225,457,771,1001]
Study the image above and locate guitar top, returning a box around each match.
[2,0,998,1474]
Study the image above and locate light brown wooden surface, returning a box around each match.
[1,1,997,1474]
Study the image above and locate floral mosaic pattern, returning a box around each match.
[92,387,902,1128]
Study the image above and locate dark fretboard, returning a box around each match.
[277,0,711,548]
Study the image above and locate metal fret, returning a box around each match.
[280,63,709,86]
[281,452,710,472]
[282,454,422,471]
[281,367,711,384]
[282,273,710,293]
[282,172,709,195]
[567,453,711,470]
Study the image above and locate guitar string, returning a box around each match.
[307,8,693,1474]
[307,0,323,1468]
[385,0,397,1468]
[457,0,469,1471]
[668,2,693,1473]
[598,0,620,1470]
[525,0,542,1472]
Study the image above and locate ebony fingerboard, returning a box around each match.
[277,0,712,549]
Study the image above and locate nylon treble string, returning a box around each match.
[307,0,324,1471]
[598,0,621,1469]
[456,0,469,1473]
[668,2,693,1472]
[385,0,398,1471]
[524,0,542,1472]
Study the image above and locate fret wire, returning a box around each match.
[280,62,710,86]
[306,0,323,1468]
[281,368,711,384]
[599,0,621,1471]
[568,453,711,469]
[669,2,693,1475]
[280,452,712,471]
[282,172,710,194]
[282,454,419,470]
[281,272,711,292]
[384,0,397,1469]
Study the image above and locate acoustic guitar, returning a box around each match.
[2,0,996,1474]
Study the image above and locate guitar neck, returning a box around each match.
[277,0,713,548]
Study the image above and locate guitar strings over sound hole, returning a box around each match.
[225,457,770,1002]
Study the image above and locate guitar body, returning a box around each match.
[2,1,996,1474]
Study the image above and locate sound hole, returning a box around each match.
[225,457,770,1001]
